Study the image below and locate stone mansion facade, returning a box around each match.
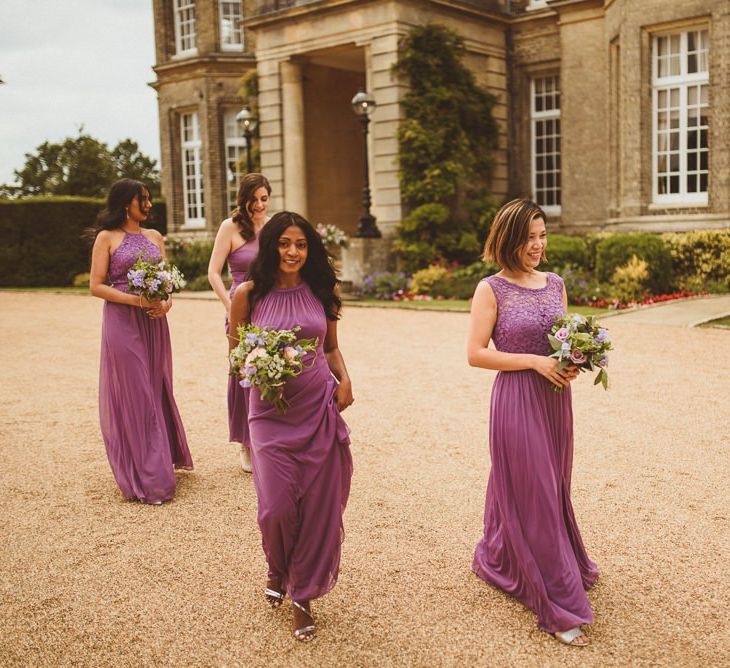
[152,0,729,241]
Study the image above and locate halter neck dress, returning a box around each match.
[472,272,599,633]
[248,281,352,601]
[99,232,193,503]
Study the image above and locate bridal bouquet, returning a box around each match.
[230,324,318,413]
[548,313,613,390]
[127,256,186,302]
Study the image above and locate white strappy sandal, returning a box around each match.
[554,627,589,646]
[292,601,315,642]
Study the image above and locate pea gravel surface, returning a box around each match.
[1,292,728,667]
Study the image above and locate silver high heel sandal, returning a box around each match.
[292,601,315,642]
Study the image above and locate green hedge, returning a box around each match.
[595,233,674,294]
[0,197,166,286]
[662,229,730,290]
[542,234,590,271]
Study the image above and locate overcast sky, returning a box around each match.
[0,0,159,184]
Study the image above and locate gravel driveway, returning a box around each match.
[1,292,728,667]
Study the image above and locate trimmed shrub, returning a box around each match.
[0,197,166,286]
[609,255,650,303]
[662,229,730,291]
[166,238,213,282]
[409,264,450,295]
[595,233,673,294]
[542,234,590,271]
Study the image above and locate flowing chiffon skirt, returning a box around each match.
[472,370,598,633]
[99,302,193,503]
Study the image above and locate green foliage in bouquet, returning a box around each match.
[230,324,318,413]
[548,313,612,391]
[393,23,500,272]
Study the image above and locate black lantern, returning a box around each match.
[236,106,257,173]
[351,89,381,238]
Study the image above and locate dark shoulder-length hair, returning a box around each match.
[86,178,149,241]
[249,211,341,321]
[231,173,271,241]
[482,198,547,272]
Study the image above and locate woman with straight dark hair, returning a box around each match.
[467,198,598,646]
[89,178,193,504]
[208,173,272,472]
[229,211,354,642]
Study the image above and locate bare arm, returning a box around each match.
[466,280,574,388]
[208,220,235,314]
[89,231,154,307]
[324,318,354,411]
[228,281,253,352]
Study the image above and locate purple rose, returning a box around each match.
[570,349,587,365]
[596,328,609,343]
[555,327,570,341]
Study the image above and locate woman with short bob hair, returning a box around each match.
[467,198,599,646]
[229,211,354,642]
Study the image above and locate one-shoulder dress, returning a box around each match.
[248,281,352,601]
[99,232,193,503]
[226,238,259,446]
[472,272,599,633]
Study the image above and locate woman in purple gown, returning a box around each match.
[208,173,271,472]
[467,199,599,646]
[89,179,193,504]
[229,211,354,642]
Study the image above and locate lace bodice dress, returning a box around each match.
[472,271,599,634]
[98,232,192,503]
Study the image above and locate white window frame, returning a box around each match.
[180,112,205,228]
[651,29,709,206]
[223,109,246,213]
[219,0,244,51]
[530,75,561,216]
[174,0,198,57]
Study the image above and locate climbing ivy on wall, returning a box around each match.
[393,24,500,271]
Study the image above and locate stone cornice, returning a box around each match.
[153,53,255,78]
[245,0,509,30]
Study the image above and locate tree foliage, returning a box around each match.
[393,24,500,270]
[1,132,160,199]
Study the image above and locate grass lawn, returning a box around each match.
[349,298,608,317]
[699,316,730,329]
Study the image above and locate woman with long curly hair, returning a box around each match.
[208,173,271,472]
[89,178,193,504]
[229,211,354,642]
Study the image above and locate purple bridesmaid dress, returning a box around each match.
[99,232,193,503]
[226,238,259,445]
[472,272,599,633]
[248,281,352,602]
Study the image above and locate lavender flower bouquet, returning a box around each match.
[230,323,318,413]
[127,255,186,302]
[547,313,613,390]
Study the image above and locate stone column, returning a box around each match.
[280,60,308,216]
